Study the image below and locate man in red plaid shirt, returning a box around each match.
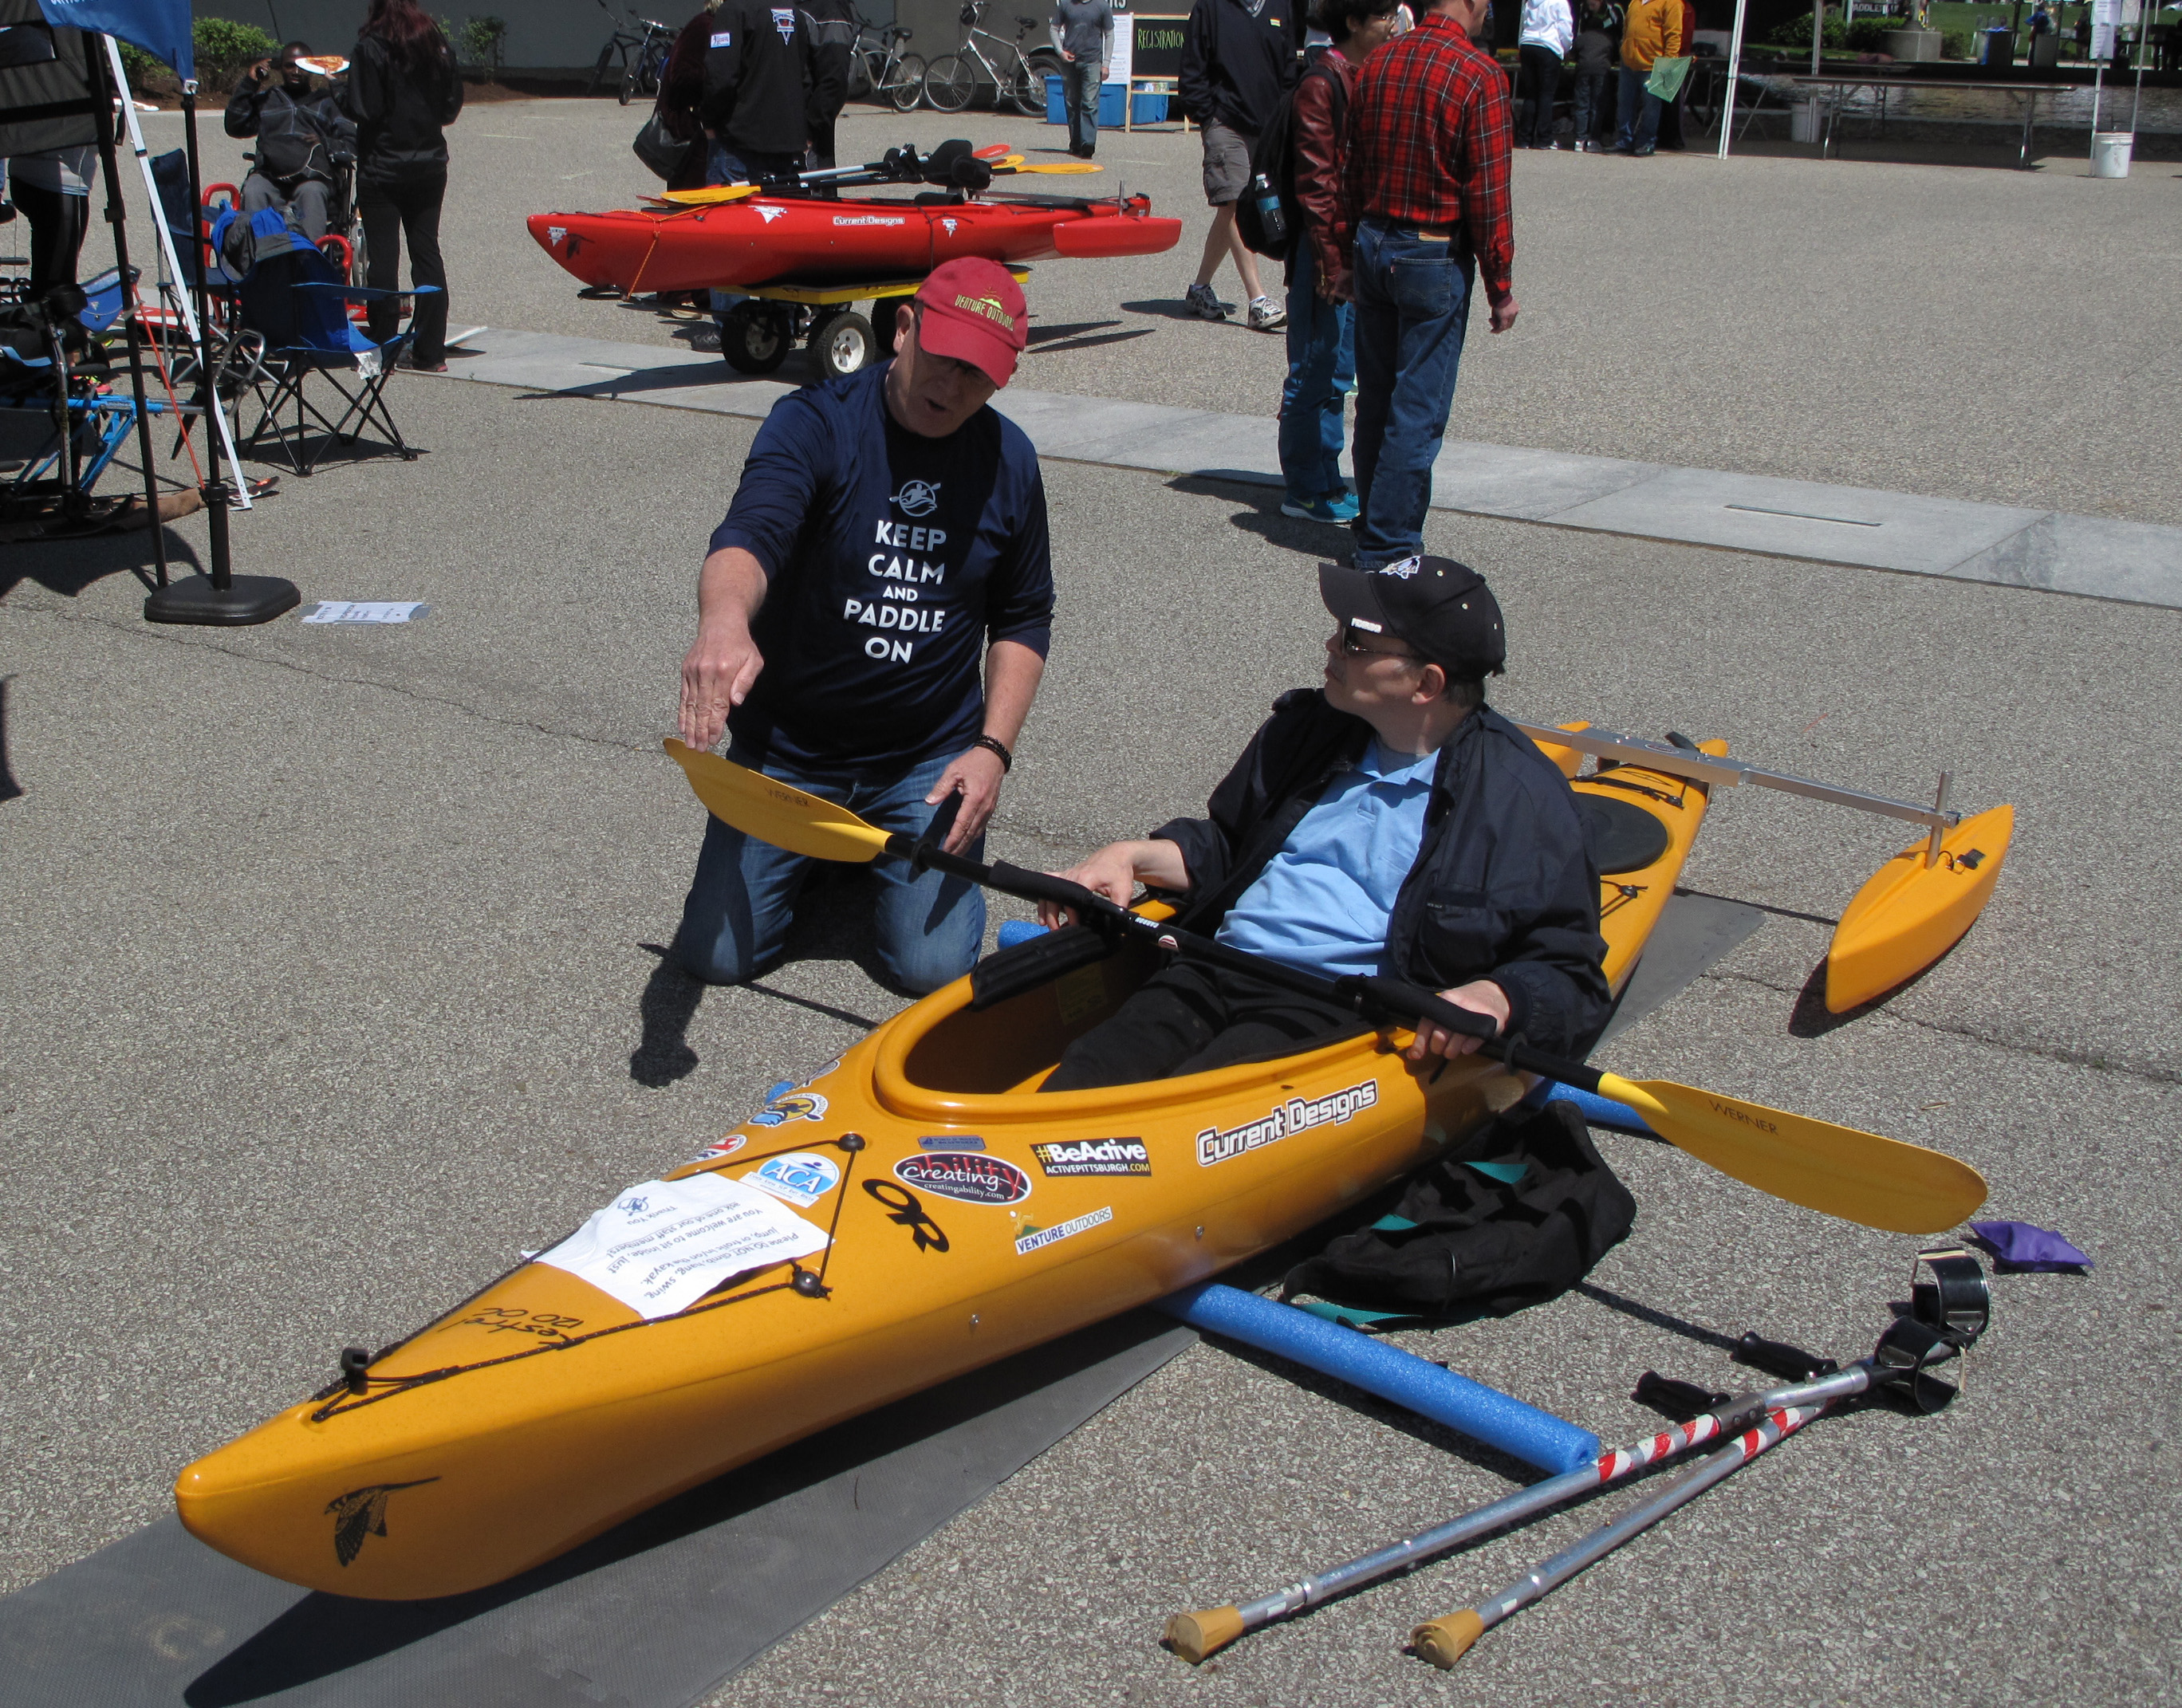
[1341,0,1518,569]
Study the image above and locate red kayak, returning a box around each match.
[528,191,1182,296]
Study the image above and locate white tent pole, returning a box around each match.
[102,33,254,511]
[1719,0,1748,159]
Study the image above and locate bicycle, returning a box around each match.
[853,20,928,113]
[587,2,674,104]
[923,2,1061,116]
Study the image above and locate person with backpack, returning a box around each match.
[342,0,463,371]
[1278,0,1399,524]
[226,41,355,243]
[1177,0,1298,330]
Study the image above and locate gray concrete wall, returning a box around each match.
[191,0,655,77]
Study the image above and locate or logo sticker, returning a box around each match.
[1196,1079,1379,1167]
[891,479,940,517]
[326,1478,439,1567]
[1015,1206,1112,1256]
[1380,556,1423,580]
[750,1090,827,1128]
[920,1133,984,1150]
[695,1133,750,1162]
[864,1179,949,1252]
[745,1151,841,1208]
[1032,1138,1149,1178]
[893,1151,1030,1206]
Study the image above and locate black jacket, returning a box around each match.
[1177,0,1297,136]
[224,79,356,184]
[702,0,816,157]
[341,31,463,187]
[0,0,96,159]
[801,0,857,129]
[1152,691,1611,1058]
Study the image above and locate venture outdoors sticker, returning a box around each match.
[1196,1079,1380,1167]
[892,1151,1031,1206]
[1015,1206,1113,1256]
[1031,1138,1150,1178]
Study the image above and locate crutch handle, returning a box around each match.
[1163,1605,1243,1663]
[1411,1608,1486,1669]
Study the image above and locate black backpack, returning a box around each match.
[1235,58,1349,263]
[1283,1098,1637,1324]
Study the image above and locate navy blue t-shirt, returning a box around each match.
[709,362,1054,773]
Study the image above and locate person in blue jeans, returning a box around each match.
[672,260,1054,993]
[1052,0,1114,158]
[1278,0,1399,525]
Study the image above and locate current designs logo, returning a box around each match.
[1031,1138,1150,1178]
[891,479,940,517]
[1195,1079,1380,1167]
[893,1151,1031,1206]
[1015,1206,1112,1256]
[833,214,906,226]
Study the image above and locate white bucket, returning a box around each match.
[2091,131,2133,179]
[1790,99,1822,144]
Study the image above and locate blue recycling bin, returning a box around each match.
[1046,76,1168,127]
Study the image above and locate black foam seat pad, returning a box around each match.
[1575,792,1674,876]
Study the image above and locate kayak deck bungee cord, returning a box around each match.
[175,729,1989,1600]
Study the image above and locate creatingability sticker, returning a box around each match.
[892,1151,1030,1206]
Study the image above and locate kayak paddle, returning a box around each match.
[662,742,1987,1235]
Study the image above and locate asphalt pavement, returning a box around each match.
[3,91,2178,1708]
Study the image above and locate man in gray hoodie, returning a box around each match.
[1051,1,1114,158]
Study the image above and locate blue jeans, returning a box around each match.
[707,142,801,187]
[1616,66,1664,151]
[1278,240,1354,502]
[1349,218,1474,569]
[1572,71,1609,141]
[1063,60,1101,155]
[672,750,987,994]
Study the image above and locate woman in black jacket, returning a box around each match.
[341,0,463,370]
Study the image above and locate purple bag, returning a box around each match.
[1968,1220,2091,1272]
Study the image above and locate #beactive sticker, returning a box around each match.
[1195,1078,1380,1167]
[1030,1138,1150,1178]
[1014,1206,1113,1256]
[744,1151,841,1208]
[892,1151,1031,1207]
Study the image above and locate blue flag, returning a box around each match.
[36,0,193,79]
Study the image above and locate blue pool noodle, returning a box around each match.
[995,918,1050,950]
[1529,1079,1656,1137]
[1156,1283,1597,1475]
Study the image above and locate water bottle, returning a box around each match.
[1249,172,1288,248]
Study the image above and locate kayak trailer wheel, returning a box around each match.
[810,309,877,379]
[719,302,793,376]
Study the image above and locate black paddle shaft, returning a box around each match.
[888,836,1613,1097]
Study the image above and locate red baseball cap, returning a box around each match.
[912,258,1029,388]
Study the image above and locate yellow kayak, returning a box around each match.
[174,740,1716,1600]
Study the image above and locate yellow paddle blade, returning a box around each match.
[656,183,764,206]
[663,739,891,862]
[997,160,1103,175]
[1598,1073,1986,1234]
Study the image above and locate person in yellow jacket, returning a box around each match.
[1613,0,1683,155]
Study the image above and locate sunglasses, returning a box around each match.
[1338,620,1422,663]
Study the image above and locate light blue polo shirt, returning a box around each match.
[1216,738,1438,981]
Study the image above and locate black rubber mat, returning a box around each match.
[0,1312,1195,1708]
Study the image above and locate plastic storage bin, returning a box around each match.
[1046,77,1168,127]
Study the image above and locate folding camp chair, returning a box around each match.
[213,205,437,478]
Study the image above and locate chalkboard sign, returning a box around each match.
[1134,11,1190,77]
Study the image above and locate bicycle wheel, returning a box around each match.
[1003,58,1045,116]
[923,55,979,114]
[884,52,927,112]
[589,41,616,98]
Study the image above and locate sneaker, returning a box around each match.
[1185,282,1233,321]
[1247,295,1286,331]
[1544,140,1562,151]
[1633,144,1656,156]
[1280,491,1358,523]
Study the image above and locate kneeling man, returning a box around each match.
[1039,558,1608,1089]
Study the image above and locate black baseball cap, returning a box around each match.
[1317,556,1506,676]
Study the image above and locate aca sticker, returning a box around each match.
[1031,1138,1149,1178]
[750,1090,827,1128]
[892,1151,1030,1207]
[744,1151,841,1208]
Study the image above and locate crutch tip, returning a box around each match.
[1164,1605,1244,1663]
[1411,1608,1485,1669]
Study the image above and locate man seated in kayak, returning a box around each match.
[1036,558,1609,1089]
[673,257,1054,994]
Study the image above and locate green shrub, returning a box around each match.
[191,17,278,89]
[1940,26,1977,55]
[459,15,508,80]
[116,40,161,90]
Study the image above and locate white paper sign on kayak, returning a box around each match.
[534,1173,827,1320]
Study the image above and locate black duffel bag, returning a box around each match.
[1284,1098,1636,1323]
[632,108,693,183]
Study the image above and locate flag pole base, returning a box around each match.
[144,574,301,627]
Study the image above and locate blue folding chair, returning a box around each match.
[211,203,437,477]
[0,268,181,506]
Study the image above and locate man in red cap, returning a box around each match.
[670,258,1055,997]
